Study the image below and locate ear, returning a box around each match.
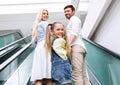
[50,32,52,35]
[73,11,75,15]
[50,31,53,36]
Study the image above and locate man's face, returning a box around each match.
[64,8,75,19]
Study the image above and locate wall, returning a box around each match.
[81,0,112,38]
[93,0,120,55]
[0,12,86,37]
[0,13,36,37]
[0,12,67,37]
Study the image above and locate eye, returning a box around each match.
[56,29,60,31]
[60,28,64,31]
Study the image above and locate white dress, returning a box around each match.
[31,21,51,81]
[31,40,51,81]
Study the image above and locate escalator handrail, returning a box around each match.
[0,31,23,37]
[0,44,19,57]
[0,42,32,71]
[0,35,31,51]
[83,38,120,59]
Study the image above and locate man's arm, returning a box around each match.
[69,34,76,45]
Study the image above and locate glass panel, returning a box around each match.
[13,32,23,41]
[4,34,13,45]
[4,50,34,85]
[0,44,34,85]
[0,36,31,64]
[0,32,22,48]
[0,37,5,48]
[83,39,120,85]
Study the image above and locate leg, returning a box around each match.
[64,83,72,85]
[46,79,52,85]
[52,82,59,85]
[35,80,42,85]
[71,45,89,85]
[71,51,84,85]
[82,59,90,85]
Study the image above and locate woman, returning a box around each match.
[31,9,52,85]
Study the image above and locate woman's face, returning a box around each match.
[41,10,49,21]
[52,23,65,38]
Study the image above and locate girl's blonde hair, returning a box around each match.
[45,22,70,55]
[32,9,49,42]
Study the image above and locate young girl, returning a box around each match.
[31,9,52,85]
[45,22,72,85]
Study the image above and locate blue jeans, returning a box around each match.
[51,49,72,84]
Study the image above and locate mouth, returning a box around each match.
[65,14,70,18]
[57,34,63,38]
[65,14,69,16]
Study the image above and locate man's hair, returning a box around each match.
[64,5,75,11]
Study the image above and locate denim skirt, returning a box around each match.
[51,50,72,84]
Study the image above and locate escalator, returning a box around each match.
[0,32,23,48]
[27,38,120,85]
[0,33,120,85]
[83,38,120,85]
[0,34,34,85]
[0,35,32,64]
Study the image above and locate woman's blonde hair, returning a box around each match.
[32,9,49,42]
[45,22,70,55]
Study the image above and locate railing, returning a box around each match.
[0,32,23,48]
[83,38,120,85]
[2,36,120,85]
[0,42,32,71]
[0,35,34,85]
[0,31,22,37]
[0,35,31,51]
[0,43,34,85]
[0,35,31,64]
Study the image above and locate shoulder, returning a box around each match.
[53,38,66,45]
[39,21,49,26]
[70,16,81,22]
[55,38,65,42]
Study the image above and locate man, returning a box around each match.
[64,5,89,85]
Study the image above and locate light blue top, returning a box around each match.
[37,21,49,42]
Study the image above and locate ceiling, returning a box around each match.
[0,0,90,14]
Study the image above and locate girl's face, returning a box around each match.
[41,10,49,21]
[52,23,65,38]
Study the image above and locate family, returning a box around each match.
[31,5,90,85]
